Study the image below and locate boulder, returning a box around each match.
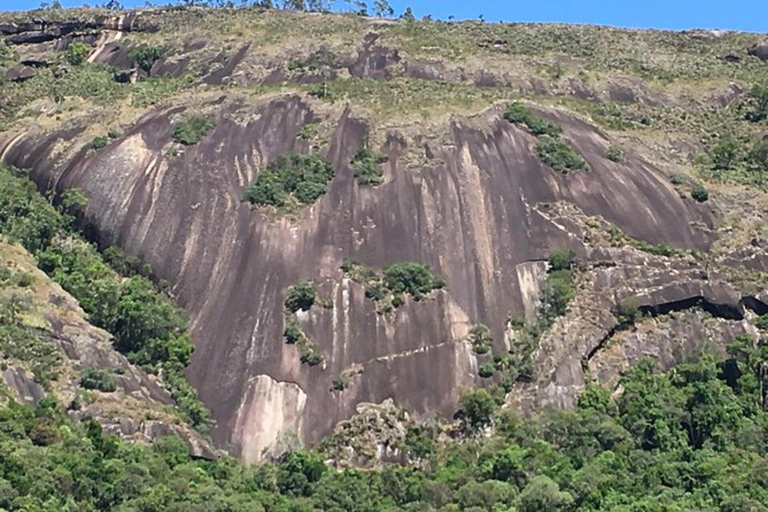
[5,65,37,83]
[113,67,145,84]
[749,39,768,61]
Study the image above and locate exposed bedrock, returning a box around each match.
[514,241,764,415]
[0,95,714,460]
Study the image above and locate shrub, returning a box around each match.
[691,185,709,202]
[351,146,387,186]
[547,249,576,272]
[745,83,768,123]
[130,44,164,73]
[79,367,117,392]
[299,346,323,366]
[669,173,685,185]
[285,282,317,312]
[535,136,587,173]
[383,262,444,301]
[331,373,349,391]
[749,139,768,171]
[504,102,562,136]
[90,136,109,150]
[65,42,91,66]
[542,269,574,318]
[605,146,624,162]
[12,272,34,288]
[172,116,215,146]
[711,138,738,170]
[284,321,303,344]
[469,324,492,355]
[246,153,335,208]
[478,361,495,379]
[614,299,641,329]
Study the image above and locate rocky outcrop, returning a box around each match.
[320,398,413,469]
[0,240,215,459]
[232,375,307,464]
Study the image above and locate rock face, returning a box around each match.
[0,94,715,460]
[233,375,308,464]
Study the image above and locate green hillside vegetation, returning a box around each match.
[0,348,767,510]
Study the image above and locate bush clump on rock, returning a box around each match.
[246,152,335,208]
[285,282,317,313]
[172,116,215,146]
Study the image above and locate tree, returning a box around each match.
[65,42,91,66]
[373,0,393,16]
[458,388,499,433]
[711,138,739,170]
[547,249,576,272]
[400,6,415,20]
[517,476,573,512]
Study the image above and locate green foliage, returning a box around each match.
[130,44,164,73]
[535,135,588,173]
[547,248,576,272]
[607,224,682,257]
[711,138,739,170]
[285,282,317,313]
[478,361,495,378]
[284,320,304,344]
[102,245,153,278]
[756,314,768,331]
[64,42,90,66]
[468,323,492,355]
[504,102,562,136]
[0,166,62,253]
[383,262,445,301]
[246,152,335,208]
[542,269,574,318]
[59,187,88,228]
[691,184,709,202]
[172,116,215,145]
[745,82,768,122]
[79,367,117,392]
[351,146,387,186]
[458,388,499,433]
[0,294,62,384]
[90,135,109,150]
[331,372,350,391]
[605,146,624,162]
[342,260,445,314]
[613,298,641,329]
[283,283,323,366]
[669,172,685,185]
[0,350,767,510]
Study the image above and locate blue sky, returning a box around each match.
[1,0,767,33]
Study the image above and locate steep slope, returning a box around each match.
[0,238,214,457]
[0,8,767,462]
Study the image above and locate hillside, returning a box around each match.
[0,3,767,481]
